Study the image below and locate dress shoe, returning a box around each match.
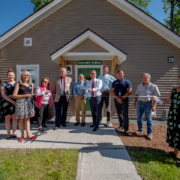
[54,126,59,130]
[42,125,48,128]
[90,124,95,128]
[116,126,124,131]
[74,122,80,126]
[124,131,129,136]
[104,121,110,127]
[62,123,67,127]
[38,128,44,132]
[81,123,85,126]
[93,127,98,131]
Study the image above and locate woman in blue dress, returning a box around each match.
[0,68,17,139]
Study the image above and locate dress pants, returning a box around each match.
[37,104,49,127]
[101,92,111,122]
[89,96,102,128]
[75,96,86,123]
[54,96,69,127]
[114,99,129,131]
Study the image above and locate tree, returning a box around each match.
[127,0,152,15]
[31,0,53,12]
[162,0,180,34]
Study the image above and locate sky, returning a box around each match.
[0,0,169,36]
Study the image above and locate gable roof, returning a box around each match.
[108,0,180,48]
[50,29,127,64]
[0,0,71,49]
[0,0,180,49]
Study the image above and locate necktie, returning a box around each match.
[92,79,94,97]
[79,82,82,96]
[61,77,65,95]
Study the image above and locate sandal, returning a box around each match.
[12,134,17,138]
[19,137,24,142]
[6,136,11,140]
[30,136,37,140]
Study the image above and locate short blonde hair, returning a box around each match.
[142,73,151,78]
[19,70,32,86]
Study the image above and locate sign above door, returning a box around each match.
[77,60,102,65]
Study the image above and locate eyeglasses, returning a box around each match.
[23,75,29,77]
[42,81,48,83]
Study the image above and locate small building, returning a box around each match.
[0,0,180,120]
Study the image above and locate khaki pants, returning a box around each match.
[75,96,86,123]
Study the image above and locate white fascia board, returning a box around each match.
[64,52,114,56]
[63,52,115,61]
[107,0,180,49]
[63,54,115,61]
[51,30,127,63]
[0,0,72,48]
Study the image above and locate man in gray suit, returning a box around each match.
[53,68,73,130]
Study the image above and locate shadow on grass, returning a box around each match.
[126,146,180,166]
[126,146,180,179]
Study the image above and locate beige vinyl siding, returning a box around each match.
[0,0,180,119]
[70,39,109,52]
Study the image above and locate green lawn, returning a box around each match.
[0,148,79,180]
[127,147,180,180]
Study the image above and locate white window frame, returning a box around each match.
[16,64,39,88]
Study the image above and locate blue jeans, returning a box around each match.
[137,101,153,135]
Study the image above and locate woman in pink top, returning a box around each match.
[35,77,53,131]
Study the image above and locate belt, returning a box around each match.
[102,91,108,93]
[138,101,152,104]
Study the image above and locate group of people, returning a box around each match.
[0,66,179,160]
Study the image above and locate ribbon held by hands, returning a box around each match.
[87,90,91,100]
[154,96,163,105]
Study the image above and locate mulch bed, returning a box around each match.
[112,123,180,158]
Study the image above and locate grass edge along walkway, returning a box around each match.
[0,148,79,180]
[126,146,180,180]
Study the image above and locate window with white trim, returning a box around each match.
[24,38,32,46]
[16,65,39,88]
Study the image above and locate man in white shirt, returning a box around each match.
[134,73,160,140]
[86,70,102,131]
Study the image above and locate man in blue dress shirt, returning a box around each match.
[98,65,116,126]
[73,74,87,126]
[86,70,102,132]
[111,70,132,136]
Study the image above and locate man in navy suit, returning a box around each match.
[86,70,102,131]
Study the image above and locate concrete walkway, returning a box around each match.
[0,117,141,180]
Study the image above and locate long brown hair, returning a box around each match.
[0,78,2,84]
[41,77,51,88]
[7,68,15,75]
